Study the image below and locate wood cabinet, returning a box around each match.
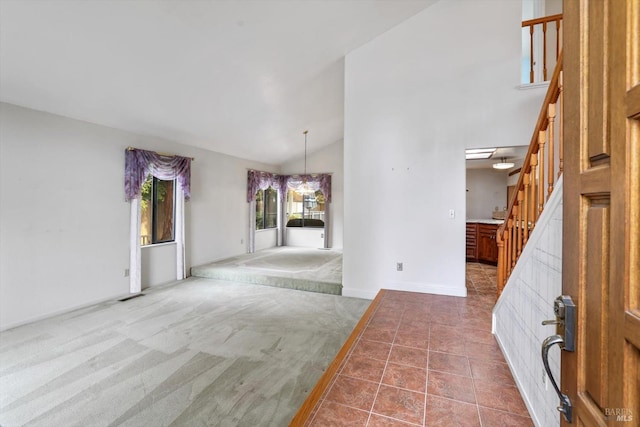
[466,222,499,265]
[477,223,499,264]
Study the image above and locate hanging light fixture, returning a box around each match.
[297,130,316,195]
[492,157,515,170]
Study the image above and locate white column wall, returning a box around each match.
[343,0,547,299]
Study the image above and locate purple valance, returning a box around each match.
[247,170,284,202]
[247,170,331,203]
[125,148,191,201]
[285,174,332,203]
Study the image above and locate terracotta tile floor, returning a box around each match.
[299,263,533,426]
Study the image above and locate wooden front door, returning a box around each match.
[563,0,639,425]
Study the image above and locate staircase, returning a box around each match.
[496,52,564,297]
[489,16,566,427]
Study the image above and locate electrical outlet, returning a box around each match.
[397,262,403,272]
[240,238,244,245]
[448,209,455,219]
[124,268,130,277]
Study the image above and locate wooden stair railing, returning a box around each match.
[523,13,563,83]
[496,52,563,297]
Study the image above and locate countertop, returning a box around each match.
[466,219,505,225]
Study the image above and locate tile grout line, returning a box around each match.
[365,293,403,427]
[423,315,432,427]
[469,346,484,426]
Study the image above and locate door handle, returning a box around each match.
[543,295,576,351]
[542,334,572,423]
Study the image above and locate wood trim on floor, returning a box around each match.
[289,289,386,426]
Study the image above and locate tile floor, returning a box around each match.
[302,263,533,426]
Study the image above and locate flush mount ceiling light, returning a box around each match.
[493,157,515,169]
[465,148,496,160]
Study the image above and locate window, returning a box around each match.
[286,189,325,227]
[140,175,175,246]
[255,187,277,230]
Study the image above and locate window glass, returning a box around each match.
[286,189,325,226]
[139,175,175,245]
[265,188,277,228]
[256,187,277,230]
[255,189,265,230]
[140,177,153,245]
[154,179,175,243]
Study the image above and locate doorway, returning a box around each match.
[465,146,528,291]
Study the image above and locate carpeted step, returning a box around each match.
[190,247,343,296]
[190,266,342,295]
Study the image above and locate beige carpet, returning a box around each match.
[0,277,369,426]
[191,247,343,295]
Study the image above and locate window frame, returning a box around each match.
[141,175,176,246]
[255,187,278,231]
[286,189,325,227]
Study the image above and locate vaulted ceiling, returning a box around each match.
[0,0,438,165]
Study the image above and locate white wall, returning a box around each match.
[493,177,563,427]
[141,243,176,289]
[545,0,563,15]
[343,0,547,299]
[280,140,344,249]
[0,103,276,329]
[186,146,277,267]
[286,228,325,248]
[466,169,508,219]
[254,229,277,252]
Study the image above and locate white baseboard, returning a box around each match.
[385,281,467,297]
[0,292,124,332]
[342,288,378,300]
[342,281,467,301]
[1,278,186,332]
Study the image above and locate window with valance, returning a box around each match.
[125,147,192,294]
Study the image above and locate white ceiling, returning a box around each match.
[0,0,438,165]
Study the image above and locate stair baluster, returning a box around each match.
[497,52,564,297]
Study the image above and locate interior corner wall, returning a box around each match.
[343,0,546,299]
[0,102,276,329]
[279,140,344,249]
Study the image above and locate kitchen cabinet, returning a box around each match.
[477,223,499,264]
[466,221,500,265]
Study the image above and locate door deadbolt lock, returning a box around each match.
[554,297,565,318]
[542,295,576,352]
